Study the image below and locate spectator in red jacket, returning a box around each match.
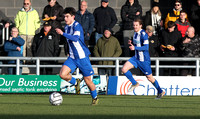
[175,10,191,37]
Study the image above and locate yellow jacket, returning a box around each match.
[165,10,181,29]
[15,7,41,35]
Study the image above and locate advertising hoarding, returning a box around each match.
[107,76,200,96]
[0,75,61,93]
[61,75,107,94]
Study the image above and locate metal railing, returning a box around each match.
[0,57,200,77]
[0,23,9,47]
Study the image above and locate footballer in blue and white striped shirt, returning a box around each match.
[121,19,165,99]
[56,7,99,105]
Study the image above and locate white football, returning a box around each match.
[49,92,63,106]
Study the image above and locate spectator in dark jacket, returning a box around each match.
[190,0,200,35]
[42,0,64,29]
[175,10,191,37]
[42,0,64,56]
[121,0,142,57]
[0,11,13,52]
[0,10,12,29]
[93,0,117,43]
[179,26,200,57]
[32,21,59,75]
[160,21,182,57]
[146,25,160,57]
[75,0,95,46]
[160,21,182,76]
[0,10,13,74]
[179,26,200,76]
[145,2,163,36]
[4,27,25,75]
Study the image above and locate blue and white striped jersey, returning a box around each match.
[132,29,150,62]
[64,21,90,59]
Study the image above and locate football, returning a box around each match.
[49,92,63,106]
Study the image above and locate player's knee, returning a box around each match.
[147,77,151,81]
[59,72,64,79]
[121,67,128,74]
[146,76,154,83]
[59,71,68,80]
[84,77,92,84]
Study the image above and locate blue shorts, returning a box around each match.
[63,57,94,77]
[128,57,152,75]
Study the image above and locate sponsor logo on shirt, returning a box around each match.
[48,35,52,40]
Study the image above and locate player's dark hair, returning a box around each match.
[133,18,143,25]
[167,21,176,28]
[63,7,76,16]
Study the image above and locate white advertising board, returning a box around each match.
[108,76,200,96]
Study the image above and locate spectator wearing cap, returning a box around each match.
[121,0,142,57]
[15,0,41,57]
[32,21,59,75]
[75,0,95,47]
[4,27,25,75]
[191,0,200,35]
[145,1,163,36]
[164,0,188,29]
[175,10,191,37]
[93,27,122,76]
[93,0,117,43]
[146,25,160,57]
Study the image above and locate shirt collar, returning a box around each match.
[136,29,142,34]
[68,21,75,26]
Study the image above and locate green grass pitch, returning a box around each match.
[0,94,200,119]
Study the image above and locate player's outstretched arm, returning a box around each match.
[62,33,78,42]
[55,28,79,42]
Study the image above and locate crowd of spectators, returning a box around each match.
[0,0,200,76]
